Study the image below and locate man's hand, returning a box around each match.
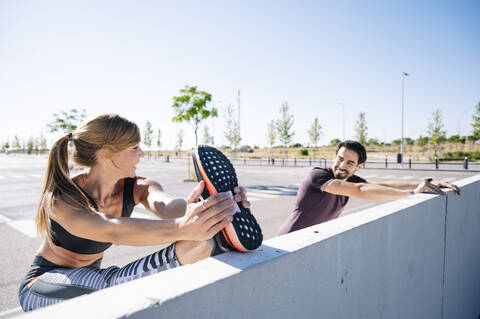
[413,178,461,196]
[430,180,461,195]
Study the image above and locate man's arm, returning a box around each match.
[367,180,420,189]
[323,177,457,201]
[367,179,461,195]
[323,180,413,201]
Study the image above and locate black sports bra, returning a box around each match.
[49,177,136,254]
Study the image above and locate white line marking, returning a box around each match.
[362,174,378,178]
[30,174,44,178]
[0,214,11,223]
[11,175,27,179]
[0,175,6,180]
[443,177,457,182]
[398,175,415,180]
[0,306,23,318]
[246,196,260,202]
[7,219,38,238]
[377,175,396,180]
[247,191,277,198]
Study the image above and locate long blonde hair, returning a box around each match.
[36,113,141,246]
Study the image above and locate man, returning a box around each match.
[277,140,461,235]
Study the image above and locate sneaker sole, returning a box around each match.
[193,145,263,252]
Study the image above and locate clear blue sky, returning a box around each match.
[1,0,479,149]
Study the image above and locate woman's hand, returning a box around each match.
[177,181,236,241]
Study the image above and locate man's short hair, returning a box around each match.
[336,140,367,164]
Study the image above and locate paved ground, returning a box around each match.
[0,154,476,317]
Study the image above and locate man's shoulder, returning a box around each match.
[347,174,366,183]
[310,167,333,178]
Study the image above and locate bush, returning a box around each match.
[443,151,480,160]
[299,148,309,156]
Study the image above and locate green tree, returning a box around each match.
[267,120,276,158]
[156,129,162,150]
[172,85,218,146]
[307,117,323,160]
[38,132,47,150]
[276,101,295,157]
[143,121,153,150]
[13,135,21,150]
[355,112,368,145]
[367,138,380,146]
[329,138,341,147]
[27,136,34,154]
[176,129,184,157]
[2,141,10,153]
[202,126,211,145]
[472,101,480,137]
[47,108,87,133]
[427,109,447,157]
[224,104,241,154]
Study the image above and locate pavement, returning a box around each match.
[0,154,476,318]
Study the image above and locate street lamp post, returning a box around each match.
[338,102,345,140]
[401,72,409,164]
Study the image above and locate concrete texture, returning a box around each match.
[17,175,480,319]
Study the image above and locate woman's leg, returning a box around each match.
[19,243,180,312]
[174,240,212,265]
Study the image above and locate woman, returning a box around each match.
[18,114,249,311]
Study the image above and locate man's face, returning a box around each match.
[332,146,363,179]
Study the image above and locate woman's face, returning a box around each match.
[110,144,145,178]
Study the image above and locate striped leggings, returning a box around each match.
[19,243,179,312]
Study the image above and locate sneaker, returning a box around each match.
[193,145,263,252]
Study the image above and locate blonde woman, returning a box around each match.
[18,114,249,311]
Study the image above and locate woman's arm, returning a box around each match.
[50,185,236,246]
[137,177,187,219]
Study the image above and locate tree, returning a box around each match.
[329,138,341,147]
[156,129,162,150]
[472,101,480,138]
[307,117,323,160]
[38,132,47,150]
[143,121,153,150]
[47,108,87,133]
[202,126,211,145]
[176,130,184,157]
[27,136,34,154]
[13,135,21,150]
[2,141,10,153]
[266,120,276,158]
[355,112,368,145]
[427,109,446,157]
[276,101,294,157]
[224,104,241,154]
[367,138,381,146]
[172,85,218,146]
[416,136,429,146]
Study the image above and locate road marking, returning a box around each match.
[0,306,23,318]
[0,214,11,223]
[30,174,44,178]
[247,191,277,198]
[398,175,415,180]
[7,220,37,238]
[0,175,6,180]
[11,175,27,179]
[363,174,377,179]
[377,175,396,180]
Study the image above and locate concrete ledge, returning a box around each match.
[18,175,480,319]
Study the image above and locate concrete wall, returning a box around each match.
[19,176,480,319]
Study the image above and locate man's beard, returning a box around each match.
[333,166,350,180]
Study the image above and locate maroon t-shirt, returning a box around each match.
[277,167,366,235]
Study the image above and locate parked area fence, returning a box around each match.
[149,154,479,171]
[18,175,480,319]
